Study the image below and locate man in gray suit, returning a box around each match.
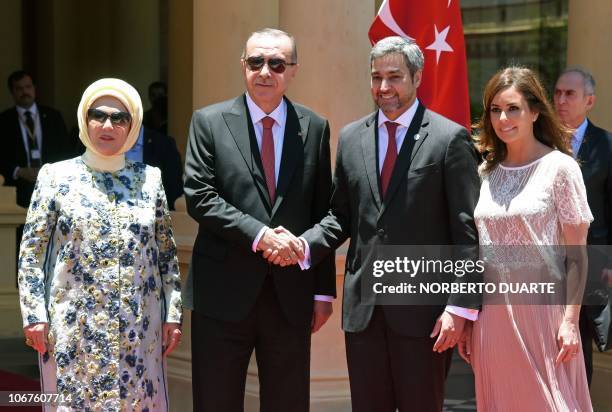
[554,66,612,386]
[275,36,481,411]
[183,28,335,411]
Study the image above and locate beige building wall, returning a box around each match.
[567,0,612,131]
[0,0,22,110]
[192,0,279,110]
[280,0,374,158]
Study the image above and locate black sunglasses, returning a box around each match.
[244,56,297,74]
[87,108,132,126]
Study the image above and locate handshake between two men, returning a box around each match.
[256,226,307,267]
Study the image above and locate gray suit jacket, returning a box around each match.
[303,103,480,335]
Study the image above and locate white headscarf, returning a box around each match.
[77,78,143,171]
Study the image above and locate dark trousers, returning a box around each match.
[191,276,311,412]
[579,309,593,386]
[345,307,452,412]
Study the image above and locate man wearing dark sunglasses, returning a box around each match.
[184,28,335,412]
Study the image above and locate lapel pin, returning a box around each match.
[414,133,420,141]
[298,131,303,137]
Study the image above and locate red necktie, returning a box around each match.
[261,116,276,203]
[380,121,398,198]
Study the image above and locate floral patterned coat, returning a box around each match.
[18,157,182,411]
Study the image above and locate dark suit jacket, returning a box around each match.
[576,120,611,324]
[142,127,183,209]
[303,103,480,335]
[183,95,336,327]
[577,120,612,245]
[0,105,72,208]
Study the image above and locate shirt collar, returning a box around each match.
[574,118,589,140]
[16,102,39,117]
[378,98,419,129]
[245,93,286,126]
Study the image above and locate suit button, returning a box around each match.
[377,228,385,237]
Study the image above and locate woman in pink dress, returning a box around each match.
[459,67,593,411]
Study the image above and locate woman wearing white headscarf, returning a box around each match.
[17,78,182,411]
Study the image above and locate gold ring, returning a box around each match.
[25,338,33,346]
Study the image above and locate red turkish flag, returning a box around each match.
[369,0,470,129]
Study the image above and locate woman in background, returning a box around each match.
[460,67,593,411]
[18,78,182,411]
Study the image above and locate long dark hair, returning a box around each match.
[474,66,571,172]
